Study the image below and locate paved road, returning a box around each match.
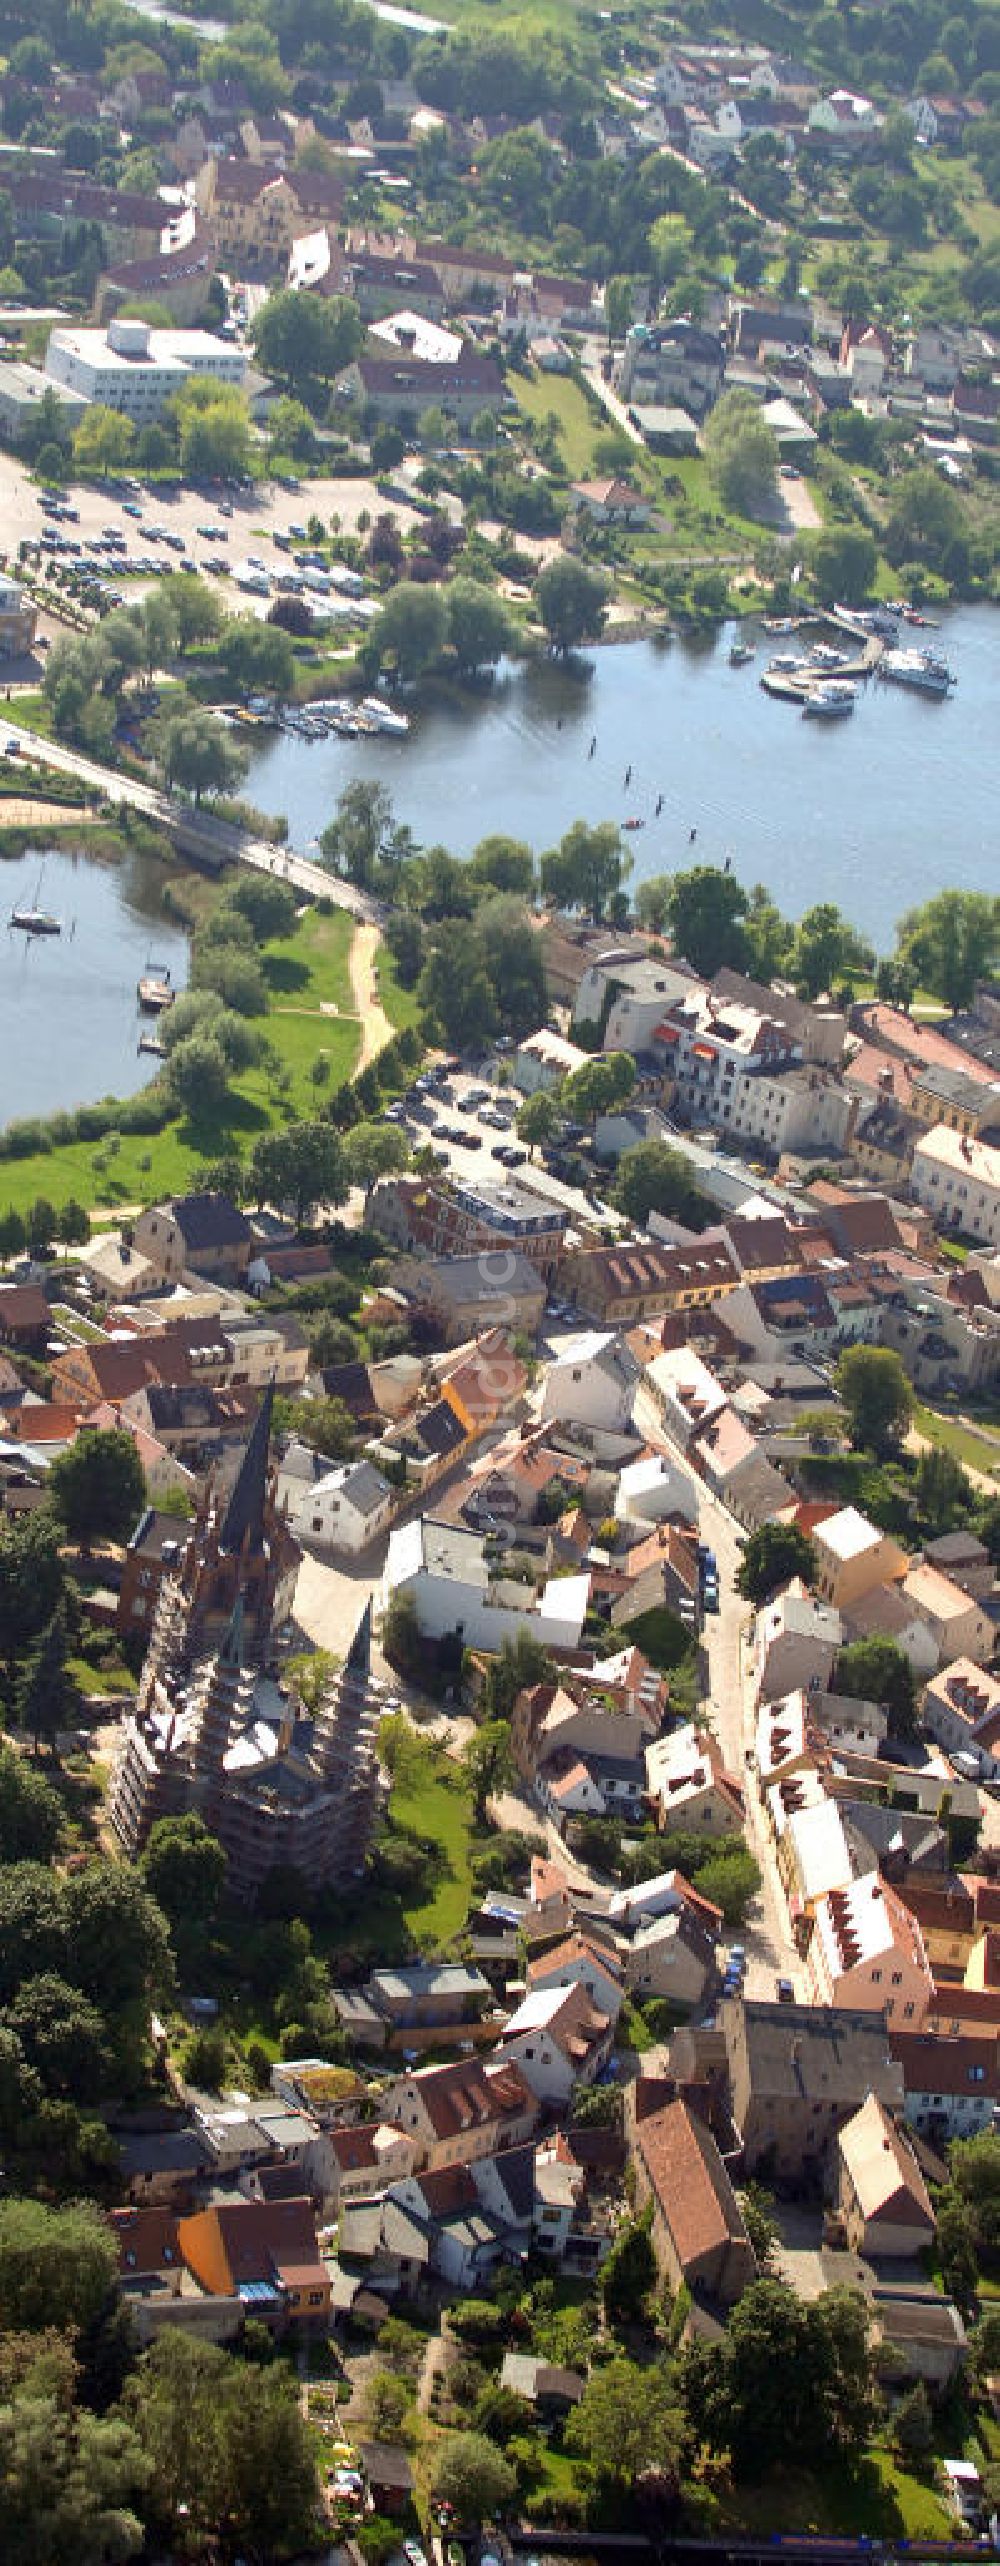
[2,717,379,920]
[633,1378,802,1997]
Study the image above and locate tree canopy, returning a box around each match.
[540,819,630,923]
[737,1520,817,1606]
[897,890,1000,1014]
[613,1139,709,1228]
[48,1430,146,1550]
[429,2430,517,2525]
[704,389,779,519]
[534,556,609,654]
[833,1344,913,1456]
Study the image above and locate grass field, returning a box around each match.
[0,899,362,1221]
[514,371,604,478]
[316,1727,475,1963]
[719,2450,952,2542]
[914,1401,1000,1487]
[376,941,423,1034]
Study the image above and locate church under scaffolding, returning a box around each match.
[108,1388,384,1903]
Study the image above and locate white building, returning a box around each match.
[752,1580,843,1703]
[540,1331,637,1434]
[384,1516,590,1653]
[369,309,463,365]
[514,1027,590,1094]
[922,1659,1000,1781]
[572,955,700,1052]
[45,316,247,422]
[494,1982,614,2105]
[278,1446,394,1556]
[0,361,89,442]
[911,1124,1000,1250]
[616,1452,699,1524]
[646,1345,727,1447]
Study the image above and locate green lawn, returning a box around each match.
[376,941,423,1034]
[914,1402,1000,1488]
[718,2450,952,2542]
[262,904,354,1018]
[313,1729,475,1965]
[0,900,363,1221]
[388,1738,475,1943]
[514,370,604,478]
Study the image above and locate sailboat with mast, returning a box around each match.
[9,861,61,937]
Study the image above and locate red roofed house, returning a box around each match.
[527,1932,624,2026]
[0,1282,50,1354]
[836,2091,936,2259]
[495,1982,615,2106]
[630,2096,757,2306]
[178,2195,330,2332]
[379,2056,538,2171]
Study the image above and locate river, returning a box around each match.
[0,845,188,1126]
[119,0,451,39]
[243,603,996,953]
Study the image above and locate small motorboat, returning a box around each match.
[803,680,856,719]
[623,816,646,831]
[137,963,175,1012]
[729,639,755,666]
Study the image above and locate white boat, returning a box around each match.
[729,639,754,666]
[9,864,61,935]
[767,653,805,675]
[881,647,955,696]
[803,680,856,719]
[361,696,410,736]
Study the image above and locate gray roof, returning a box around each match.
[341,1460,391,1516]
[171,1190,253,1251]
[406,1251,543,1302]
[357,2442,414,2491]
[491,2143,535,2222]
[370,1962,487,2002]
[730,1998,903,2109]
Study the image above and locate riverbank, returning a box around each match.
[0,892,366,1222]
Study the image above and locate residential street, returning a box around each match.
[633,1377,803,1997]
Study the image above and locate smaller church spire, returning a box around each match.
[219,1381,274,1556]
[345,1595,373,1681]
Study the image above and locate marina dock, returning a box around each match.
[758,611,884,703]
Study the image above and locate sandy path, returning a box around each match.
[349,920,393,1071]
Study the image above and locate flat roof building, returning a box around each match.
[45,316,247,421]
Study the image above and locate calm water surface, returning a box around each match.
[0,846,188,1125]
[245,602,996,951]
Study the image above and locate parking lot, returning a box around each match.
[389,1061,625,1236]
[0,448,426,626]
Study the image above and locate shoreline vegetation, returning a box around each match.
[0,787,994,1228]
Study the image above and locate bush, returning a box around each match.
[182,2023,227,2090]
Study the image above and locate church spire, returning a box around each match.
[219,1593,244,1671]
[345,1595,373,1682]
[219,1381,274,1556]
